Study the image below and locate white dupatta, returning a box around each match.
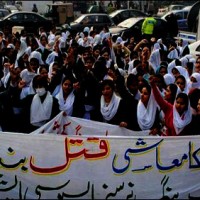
[30,92,53,127]
[56,88,75,116]
[101,92,121,121]
[173,104,192,135]
[137,92,158,130]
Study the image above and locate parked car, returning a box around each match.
[168,4,185,11]
[86,5,107,14]
[157,4,185,17]
[4,5,19,13]
[109,17,170,42]
[162,7,191,31]
[0,9,10,19]
[188,40,200,58]
[109,9,148,25]
[61,13,114,35]
[0,11,53,34]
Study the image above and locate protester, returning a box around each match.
[93,79,128,127]
[21,75,60,133]
[0,21,198,136]
[150,75,192,136]
[55,75,85,117]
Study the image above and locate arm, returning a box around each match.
[149,76,171,114]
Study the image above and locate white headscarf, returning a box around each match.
[46,51,58,66]
[190,72,200,89]
[173,98,192,135]
[168,49,179,60]
[16,40,27,60]
[100,92,121,121]
[30,91,53,127]
[29,51,44,65]
[137,92,158,130]
[164,73,175,85]
[56,88,75,116]
[149,49,161,73]
[93,34,101,46]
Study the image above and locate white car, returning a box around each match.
[188,40,200,58]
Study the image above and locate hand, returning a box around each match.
[149,75,156,86]
[18,80,26,89]
[119,121,127,128]
[149,128,161,136]
[73,82,80,90]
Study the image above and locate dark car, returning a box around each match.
[62,13,114,35]
[86,5,107,14]
[109,17,170,42]
[0,9,10,19]
[0,11,53,34]
[109,9,148,25]
[161,6,191,31]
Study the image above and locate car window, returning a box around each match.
[130,10,144,17]
[81,16,90,24]
[121,11,129,19]
[9,13,23,21]
[102,16,111,23]
[87,15,95,23]
[196,45,200,52]
[183,11,188,19]
[0,11,4,18]
[175,12,183,20]
[96,16,103,23]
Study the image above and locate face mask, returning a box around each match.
[36,88,46,96]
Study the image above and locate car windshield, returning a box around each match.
[117,18,141,28]
[74,15,86,23]
[109,10,122,17]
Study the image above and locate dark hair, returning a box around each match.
[62,74,76,86]
[32,75,49,90]
[126,74,138,88]
[29,57,39,67]
[85,56,95,64]
[93,57,107,82]
[176,92,189,109]
[101,47,110,56]
[175,59,182,66]
[189,88,200,110]
[186,62,193,71]
[39,65,48,73]
[100,79,115,91]
[141,82,151,95]
[175,75,186,84]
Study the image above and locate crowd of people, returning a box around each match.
[0,23,199,136]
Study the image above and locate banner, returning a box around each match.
[0,112,200,199]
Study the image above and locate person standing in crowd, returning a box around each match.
[150,75,192,136]
[21,75,60,133]
[32,4,38,13]
[165,12,178,38]
[93,79,128,127]
[141,11,157,42]
[55,75,85,118]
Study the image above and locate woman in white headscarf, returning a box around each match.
[21,75,60,133]
[55,75,84,117]
[93,79,128,127]
[15,40,28,68]
[150,76,192,136]
[136,83,161,134]
[189,72,200,90]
